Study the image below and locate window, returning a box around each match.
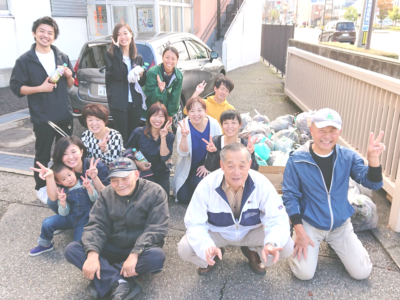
[186,40,209,60]
[136,44,156,69]
[172,6,182,31]
[80,44,108,69]
[160,6,170,32]
[113,6,134,26]
[337,22,355,31]
[87,5,109,37]
[51,0,87,17]
[184,7,192,33]
[171,41,189,61]
[0,0,8,10]
[137,7,155,32]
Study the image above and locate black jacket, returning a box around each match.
[204,135,259,172]
[105,45,146,111]
[10,44,74,125]
[82,178,169,255]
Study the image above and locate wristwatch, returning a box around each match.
[265,242,278,248]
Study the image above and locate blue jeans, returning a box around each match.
[177,166,204,204]
[65,241,165,297]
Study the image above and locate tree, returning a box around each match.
[388,6,400,26]
[344,6,358,22]
[377,0,394,28]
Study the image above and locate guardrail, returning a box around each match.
[285,47,400,232]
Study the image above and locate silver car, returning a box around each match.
[69,32,226,130]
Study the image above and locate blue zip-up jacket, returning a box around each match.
[282,142,383,231]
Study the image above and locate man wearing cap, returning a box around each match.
[64,157,169,300]
[283,108,385,280]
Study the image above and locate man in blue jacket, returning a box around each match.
[283,108,385,280]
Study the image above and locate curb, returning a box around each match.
[0,128,36,148]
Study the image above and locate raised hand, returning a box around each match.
[196,165,209,178]
[160,120,172,139]
[247,135,258,154]
[86,157,100,180]
[57,188,67,207]
[178,120,190,137]
[195,81,207,95]
[41,77,56,93]
[202,135,217,153]
[367,131,385,168]
[81,174,91,189]
[262,244,283,264]
[157,74,166,93]
[111,36,120,48]
[205,246,222,266]
[30,162,53,180]
[97,135,111,153]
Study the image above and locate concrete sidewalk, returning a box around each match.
[0,61,399,300]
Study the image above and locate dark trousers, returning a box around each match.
[177,167,204,204]
[110,103,142,147]
[33,120,73,190]
[65,241,165,297]
[145,173,170,196]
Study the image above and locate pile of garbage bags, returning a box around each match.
[239,110,316,166]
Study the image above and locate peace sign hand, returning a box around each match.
[160,120,172,139]
[195,81,207,95]
[247,136,258,154]
[111,36,120,48]
[202,135,217,153]
[86,158,100,180]
[57,188,67,206]
[157,75,166,93]
[178,120,190,138]
[97,135,111,153]
[367,131,385,167]
[30,162,53,181]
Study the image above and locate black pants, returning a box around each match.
[110,103,142,147]
[33,120,73,190]
[145,173,170,196]
[177,166,204,204]
[65,241,165,298]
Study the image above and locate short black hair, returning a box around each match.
[215,75,234,93]
[220,110,241,124]
[32,16,60,40]
[50,163,71,176]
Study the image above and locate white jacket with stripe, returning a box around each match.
[184,168,290,261]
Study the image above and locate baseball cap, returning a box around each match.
[107,157,137,179]
[311,108,342,130]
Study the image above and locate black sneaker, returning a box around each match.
[110,280,142,300]
[167,162,174,174]
[86,281,100,299]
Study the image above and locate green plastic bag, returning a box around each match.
[254,137,271,161]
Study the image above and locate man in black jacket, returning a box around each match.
[10,17,75,202]
[65,157,169,300]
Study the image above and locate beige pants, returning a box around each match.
[289,219,372,280]
[178,226,294,269]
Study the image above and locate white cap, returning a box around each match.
[310,108,342,130]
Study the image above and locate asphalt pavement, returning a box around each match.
[0,61,400,300]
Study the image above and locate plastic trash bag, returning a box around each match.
[254,137,271,161]
[274,136,294,153]
[269,115,295,132]
[295,111,316,136]
[241,113,253,130]
[348,194,378,232]
[263,138,275,151]
[238,122,271,139]
[299,132,311,145]
[267,151,285,166]
[271,127,299,143]
[348,179,373,197]
[253,109,270,124]
[273,152,289,166]
[250,134,267,144]
[255,152,268,166]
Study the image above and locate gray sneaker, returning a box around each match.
[53,230,64,235]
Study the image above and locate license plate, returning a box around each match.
[342,33,349,37]
[98,85,107,96]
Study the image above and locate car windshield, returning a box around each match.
[80,43,155,69]
[336,22,354,31]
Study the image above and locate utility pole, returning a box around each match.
[217,0,221,40]
[365,0,377,49]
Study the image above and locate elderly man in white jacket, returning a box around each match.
[178,143,293,275]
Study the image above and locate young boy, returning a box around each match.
[185,75,235,127]
[10,17,75,203]
[29,163,98,256]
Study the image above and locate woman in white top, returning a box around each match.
[174,97,222,204]
[81,103,125,167]
[105,22,146,144]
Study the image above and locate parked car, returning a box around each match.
[318,21,356,45]
[69,32,225,131]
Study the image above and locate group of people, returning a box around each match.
[10,16,386,300]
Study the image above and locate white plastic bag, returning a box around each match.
[348,194,378,232]
[271,127,299,143]
[274,136,294,153]
[269,115,295,132]
[238,122,271,139]
[240,113,253,130]
[295,110,316,136]
[253,109,270,124]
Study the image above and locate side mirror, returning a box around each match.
[210,51,219,62]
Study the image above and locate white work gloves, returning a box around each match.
[128,66,144,83]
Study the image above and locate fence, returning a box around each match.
[260,24,294,75]
[285,47,400,232]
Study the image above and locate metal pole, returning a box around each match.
[217,0,221,40]
[356,0,367,47]
[365,0,377,50]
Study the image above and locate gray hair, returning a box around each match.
[220,142,251,163]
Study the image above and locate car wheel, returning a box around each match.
[172,97,186,134]
[350,42,355,45]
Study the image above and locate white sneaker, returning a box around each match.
[53,230,64,235]
[36,186,48,204]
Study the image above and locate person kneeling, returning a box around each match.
[177,143,293,275]
[64,157,169,300]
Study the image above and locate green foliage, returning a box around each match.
[344,7,358,22]
[388,6,400,26]
[377,0,394,28]
[319,42,399,59]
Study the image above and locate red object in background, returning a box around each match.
[73,59,79,87]
[277,0,281,4]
